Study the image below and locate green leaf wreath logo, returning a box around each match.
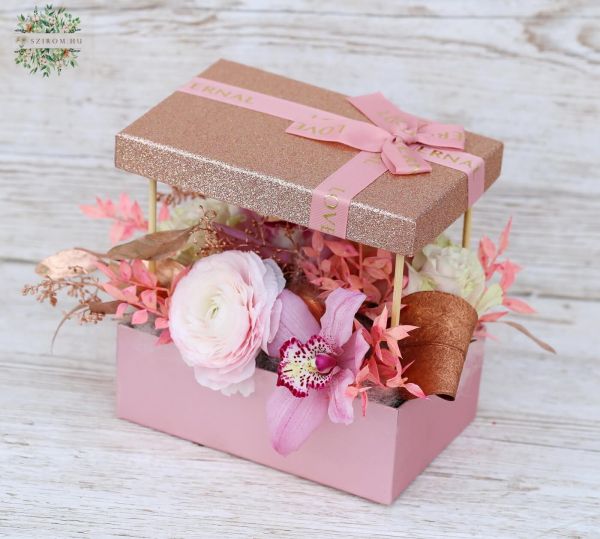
[14,5,81,77]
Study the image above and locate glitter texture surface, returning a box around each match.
[115,59,503,254]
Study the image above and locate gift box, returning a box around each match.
[117,324,485,505]
[108,59,507,503]
[24,56,553,505]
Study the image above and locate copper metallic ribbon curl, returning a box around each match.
[398,291,479,401]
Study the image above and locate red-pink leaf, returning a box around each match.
[367,358,381,385]
[486,262,502,281]
[131,201,145,227]
[302,246,318,258]
[119,193,132,215]
[80,204,105,218]
[346,274,363,290]
[503,297,536,314]
[345,385,359,399]
[362,257,388,269]
[131,309,149,325]
[155,317,169,330]
[109,222,127,244]
[121,223,137,241]
[158,298,170,318]
[362,282,381,303]
[376,249,392,260]
[479,236,496,263]
[338,257,351,281]
[355,363,370,383]
[498,217,513,256]
[386,324,417,340]
[404,382,427,399]
[320,277,340,291]
[120,285,138,302]
[132,259,157,288]
[478,310,509,323]
[325,240,359,258]
[103,283,127,301]
[365,265,389,281]
[311,231,324,253]
[95,260,117,280]
[379,348,397,368]
[401,360,415,374]
[499,260,521,292]
[156,328,172,345]
[98,197,115,217]
[372,305,388,332]
[300,261,319,278]
[115,302,129,318]
[119,260,132,281]
[140,289,157,311]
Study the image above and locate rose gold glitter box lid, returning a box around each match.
[115,59,503,255]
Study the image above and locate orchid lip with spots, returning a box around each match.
[277,335,338,397]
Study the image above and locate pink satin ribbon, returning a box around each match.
[179,77,485,240]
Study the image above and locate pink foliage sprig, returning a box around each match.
[96,259,185,344]
[301,231,396,314]
[348,306,425,414]
[80,193,169,244]
[478,218,535,324]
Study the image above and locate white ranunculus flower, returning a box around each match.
[160,198,242,233]
[408,243,486,307]
[404,263,435,296]
[411,234,453,271]
[169,250,285,396]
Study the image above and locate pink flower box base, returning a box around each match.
[116,324,485,504]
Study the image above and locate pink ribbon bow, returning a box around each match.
[179,78,485,240]
[288,92,467,176]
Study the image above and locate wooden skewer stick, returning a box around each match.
[462,207,472,249]
[148,179,157,273]
[391,253,405,327]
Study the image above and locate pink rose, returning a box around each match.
[169,251,285,396]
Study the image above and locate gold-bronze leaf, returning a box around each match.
[105,226,198,261]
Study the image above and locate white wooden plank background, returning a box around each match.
[1,1,599,537]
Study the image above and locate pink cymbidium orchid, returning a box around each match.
[266,287,369,455]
